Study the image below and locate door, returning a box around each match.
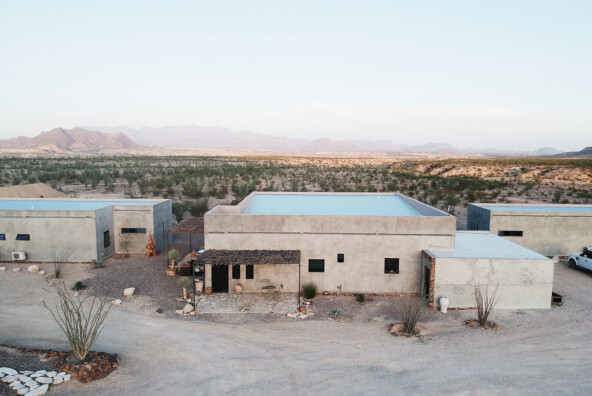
[211,264,229,293]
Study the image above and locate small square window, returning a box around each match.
[245,265,254,279]
[232,265,241,279]
[121,228,147,234]
[309,259,325,273]
[0,234,5,241]
[498,230,523,237]
[337,254,344,263]
[103,230,111,248]
[16,234,30,241]
[385,258,399,274]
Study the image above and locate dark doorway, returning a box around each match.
[423,266,431,298]
[212,265,229,293]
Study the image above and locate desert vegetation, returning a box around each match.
[0,156,590,222]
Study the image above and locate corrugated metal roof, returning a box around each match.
[428,232,548,260]
[244,194,421,216]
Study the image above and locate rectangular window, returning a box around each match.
[121,228,147,234]
[245,264,254,279]
[0,234,5,241]
[232,265,241,279]
[498,230,523,237]
[309,259,325,273]
[337,253,344,263]
[103,230,110,248]
[16,234,30,241]
[385,258,399,274]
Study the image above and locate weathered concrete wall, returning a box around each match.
[0,210,97,262]
[113,206,155,254]
[152,200,172,252]
[466,205,491,231]
[227,264,300,293]
[432,256,553,309]
[205,213,456,294]
[95,206,114,260]
[467,204,592,255]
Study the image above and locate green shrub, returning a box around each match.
[168,249,180,261]
[74,281,84,291]
[301,282,318,299]
[356,293,365,303]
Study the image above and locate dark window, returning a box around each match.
[245,265,254,279]
[0,234,5,241]
[121,228,147,234]
[232,265,241,279]
[103,231,110,248]
[337,254,344,263]
[16,234,30,241]
[385,258,399,274]
[309,259,325,273]
[498,230,523,237]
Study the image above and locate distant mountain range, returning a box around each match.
[0,125,585,157]
[555,146,592,158]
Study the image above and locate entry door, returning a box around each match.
[211,265,229,293]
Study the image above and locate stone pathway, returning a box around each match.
[196,293,298,314]
[0,368,70,396]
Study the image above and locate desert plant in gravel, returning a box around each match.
[43,281,111,361]
[474,283,500,327]
[178,276,192,300]
[51,238,75,279]
[397,294,424,334]
[301,282,318,299]
[356,293,365,304]
[168,249,180,266]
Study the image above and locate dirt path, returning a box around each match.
[1,262,592,394]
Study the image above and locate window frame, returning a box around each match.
[308,259,325,273]
[121,228,147,234]
[103,230,111,248]
[16,234,30,241]
[245,264,254,279]
[232,265,241,280]
[384,258,399,274]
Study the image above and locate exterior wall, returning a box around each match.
[95,206,115,261]
[227,264,300,293]
[466,205,491,231]
[0,210,98,262]
[467,204,592,255]
[152,200,172,252]
[205,212,456,294]
[431,256,553,309]
[113,205,155,254]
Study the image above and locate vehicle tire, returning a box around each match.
[568,259,577,269]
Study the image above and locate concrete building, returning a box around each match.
[467,203,592,256]
[0,199,172,262]
[423,232,553,309]
[204,192,554,309]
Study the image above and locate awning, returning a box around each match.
[168,217,204,234]
[198,249,301,266]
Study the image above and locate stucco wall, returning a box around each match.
[431,256,553,309]
[113,206,155,254]
[227,264,300,293]
[0,210,98,262]
[152,200,172,252]
[95,206,114,260]
[205,213,456,294]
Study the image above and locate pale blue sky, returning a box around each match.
[0,1,590,150]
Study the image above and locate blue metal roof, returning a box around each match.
[429,232,548,260]
[244,194,421,216]
[0,200,160,211]
[482,205,592,212]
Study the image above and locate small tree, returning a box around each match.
[474,283,500,327]
[397,294,424,334]
[43,281,111,361]
[178,276,192,300]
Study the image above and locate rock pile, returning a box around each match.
[0,367,70,395]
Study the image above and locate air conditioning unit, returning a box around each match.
[12,252,26,261]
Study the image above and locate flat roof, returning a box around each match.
[481,205,592,213]
[244,194,422,216]
[428,232,548,260]
[0,199,162,211]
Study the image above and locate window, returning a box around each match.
[498,230,523,237]
[385,258,399,274]
[337,254,344,263]
[16,234,30,241]
[0,234,5,241]
[232,265,241,279]
[121,228,147,234]
[309,259,325,273]
[245,265,254,279]
[103,231,111,248]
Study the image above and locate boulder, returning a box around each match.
[111,299,122,306]
[36,377,52,384]
[45,372,56,378]
[52,376,63,384]
[0,267,6,271]
[13,268,21,273]
[17,387,30,395]
[123,287,135,297]
[38,270,46,276]
[183,303,195,314]
[1,375,17,383]
[27,265,40,274]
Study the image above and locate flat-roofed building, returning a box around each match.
[0,199,172,262]
[467,203,592,256]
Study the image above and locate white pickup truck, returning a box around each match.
[568,247,592,271]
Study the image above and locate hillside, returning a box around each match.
[556,146,592,158]
[0,128,145,153]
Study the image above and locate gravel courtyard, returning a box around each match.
[1,258,591,395]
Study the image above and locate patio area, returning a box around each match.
[195,293,298,314]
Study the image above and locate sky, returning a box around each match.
[0,1,590,151]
